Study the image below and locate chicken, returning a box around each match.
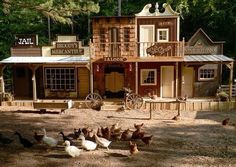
[110,123,120,133]
[177,95,188,101]
[129,141,138,155]
[73,128,81,139]
[131,129,145,140]
[101,127,111,140]
[141,135,153,145]
[121,129,132,141]
[172,115,181,121]
[34,132,44,143]
[91,101,103,111]
[222,118,230,126]
[97,128,103,137]
[134,123,144,130]
[0,133,13,145]
[14,131,33,148]
[59,131,75,145]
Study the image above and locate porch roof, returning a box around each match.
[184,54,234,63]
[0,56,90,64]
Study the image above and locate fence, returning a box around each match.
[220,85,236,97]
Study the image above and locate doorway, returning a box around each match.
[139,25,154,57]
[182,67,194,97]
[105,64,124,98]
[161,66,174,98]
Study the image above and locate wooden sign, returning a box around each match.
[146,43,172,56]
[14,35,37,47]
[51,42,84,55]
[185,46,218,55]
[103,57,127,62]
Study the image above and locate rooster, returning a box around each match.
[134,123,144,130]
[141,135,153,145]
[222,118,230,126]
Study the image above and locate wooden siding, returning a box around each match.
[137,18,177,42]
[11,47,42,56]
[138,62,177,97]
[92,17,136,59]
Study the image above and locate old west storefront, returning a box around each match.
[91,3,234,99]
[0,35,90,100]
[91,3,184,98]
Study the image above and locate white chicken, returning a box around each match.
[64,140,81,157]
[42,128,58,147]
[79,132,97,151]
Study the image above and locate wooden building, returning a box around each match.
[0,35,90,100]
[0,2,234,101]
[91,3,234,99]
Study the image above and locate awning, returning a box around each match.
[0,56,90,64]
[184,55,234,63]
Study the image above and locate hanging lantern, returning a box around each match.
[96,64,100,72]
[129,63,132,72]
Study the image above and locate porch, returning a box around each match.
[1,98,235,112]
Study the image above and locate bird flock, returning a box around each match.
[0,122,154,158]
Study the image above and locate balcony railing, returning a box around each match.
[92,41,184,60]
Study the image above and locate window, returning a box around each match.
[124,27,130,51]
[45,68,75,91]
[157,28,169,42]
[99,28,106,51]
[198,64,217,81]
[140,69,157,85]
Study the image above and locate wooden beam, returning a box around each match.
[0,65,6,94]
[228,62,234,101]
[175,62,178,98]
[135,62,138,94]
[29,65,40,101]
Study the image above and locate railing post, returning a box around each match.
[182,37,185,57]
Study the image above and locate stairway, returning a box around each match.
[101,100,125,111]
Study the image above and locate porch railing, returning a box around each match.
[92,41,184,59]
[220,85,236,97]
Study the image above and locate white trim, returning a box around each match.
[157,28,169,42]
[139,25,155,42]
[139,25,155,57]
[140,69,157,86]
[135,62,138,94]
[177,17,180,41]
[161,66,174,98]
[198,64,217,81]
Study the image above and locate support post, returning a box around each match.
[0,65,6,94]
[175,62,179,98]
[89,40,93,93]
[135,62,138,94]
[30,65,39,101]
[229,62,234,101]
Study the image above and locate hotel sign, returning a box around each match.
[146,44,173,56]
[14,35,37,47]
[51,42,84,55]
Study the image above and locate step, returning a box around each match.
[101,104,125,111]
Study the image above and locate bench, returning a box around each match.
[33,100,73,114]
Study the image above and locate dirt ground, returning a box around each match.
[0,106,236,167]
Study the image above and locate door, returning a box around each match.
[78,68,90,98]
[161,66,174,98]
[139,25,154,57]
[182,67,194,97]
[105,72,124,93]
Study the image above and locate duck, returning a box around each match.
[42,128,58,147]
[59,131,75,145]
[34,132,44,143]
[78,132,97,151]
[0,133,13,145]
[64,140,81,158]
[129,141,139,155]
[94,134,112,150]
[14,131,33,148]
[74,128,81,139]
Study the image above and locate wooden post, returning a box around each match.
[175,62,178,98]
[229,62,234,101]
[30,65,39,101]
[0,65,6,94]
[149,102,152,120]
[135,62,138,94]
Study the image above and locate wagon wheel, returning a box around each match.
[85,93,103,108]
[125,93,143,110]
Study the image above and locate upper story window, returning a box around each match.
[99,28,106,52]
[198,64,217,81]
[124,27,130,51]
[157,28,169,42]
[140,69,157,85]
